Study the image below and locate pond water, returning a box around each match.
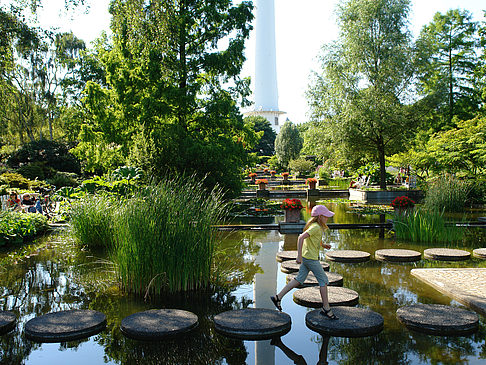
[1,202,485,365]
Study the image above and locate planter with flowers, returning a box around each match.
[280,198,303,223]
[390,196,415,214]
[249,172,257,184]
[281,172,290,185]
[306,177,319,197]
[256,179,268,191]
[263,168,269,174]
[270,170,277,179]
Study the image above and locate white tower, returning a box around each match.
[245,0,285,134]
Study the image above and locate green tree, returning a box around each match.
[416,9,481,129]
[243,115,276,156]
[307,0,416,189]
[81,0,255,195]
[274,120,303,168]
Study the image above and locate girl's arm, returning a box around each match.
[296,232,309,264]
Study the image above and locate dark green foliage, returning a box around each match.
[0,172,31,189]
[244,116,277,156]
[288,158,316,177]
[7,139,81,173]
[46,171,79,188]
[79,0,256,197]
[275,120,303,168]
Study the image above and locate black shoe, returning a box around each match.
[270,295,282,311]
[320,308,338,320]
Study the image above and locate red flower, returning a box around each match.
[390,196,415,209]
[256,179,268,184]
[282,172,289,177]
[306,178,317,184]
[280,198,303,210]
[249,173,257,178]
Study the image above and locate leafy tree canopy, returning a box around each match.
[243,116,276,156]
[274,120,303,168]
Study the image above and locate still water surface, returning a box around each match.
[1,202,485,364]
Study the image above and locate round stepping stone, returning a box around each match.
[325,250,370,263]
[276,250,297,262]
[286,272,343,287]
[473,248,486,259]
[0,311,16,335]
[396,304,479,336]
[281,260,329,273]
[121,309,198,340]
[25,309,106,342]
[306,306,383,337]
[293,286,359,308]
[375,249,421,262]
[423,248,471,261]
[214,308,291,340]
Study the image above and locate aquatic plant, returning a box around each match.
[69,195,117,249]
[424,175,470,212]
[393,208,464,244]
[113,176,228,295]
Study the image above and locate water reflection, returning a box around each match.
[0,203,485,364]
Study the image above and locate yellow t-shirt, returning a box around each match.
[302,223,324,260]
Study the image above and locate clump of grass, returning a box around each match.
[424,175,470,212]
[393,208,464,244]
[69,195,116,249]
[112,176,228,295]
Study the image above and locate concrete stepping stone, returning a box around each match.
[375,249,421,262]
[325,250,370,263]
[213,308,291,340]
[306,306,383,337]
[396,304,479,336]
[0,311,16,335]
[276,250,298,262]
[286,272,343,288]
[293,286,359,308]
[473,248,486,259]
[281,260,329,273]
[423,248,471,261]
[121,309,198,340]
[25,309,106,342]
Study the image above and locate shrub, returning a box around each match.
[0,172,31,189]
[47,172,79,188]
[318,167,331,183]
[424,175,470,212]
[8,139,81,174]
[0,211,48,246]
[288,158,316,177]
[17,162,53,180]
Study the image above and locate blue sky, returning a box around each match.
[28,0,486,123]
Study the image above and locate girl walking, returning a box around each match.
[271,205,338,319]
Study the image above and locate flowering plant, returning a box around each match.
[306,178,317,185]
[282,172,289,177]
[249,172,257,178]
[270,170,277,175]
[263,168,269,172]
[390,196,415,209]
[255,179,268,185]
[280,198,303,210]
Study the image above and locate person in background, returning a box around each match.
[21,193,43,214]
[7,191,21,211]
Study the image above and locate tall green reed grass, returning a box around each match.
[69,195,116,249]
[112,176,228,295]
[424,175,470,212]
[393,208,464,244]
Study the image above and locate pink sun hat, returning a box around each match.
[311,205,335,217]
